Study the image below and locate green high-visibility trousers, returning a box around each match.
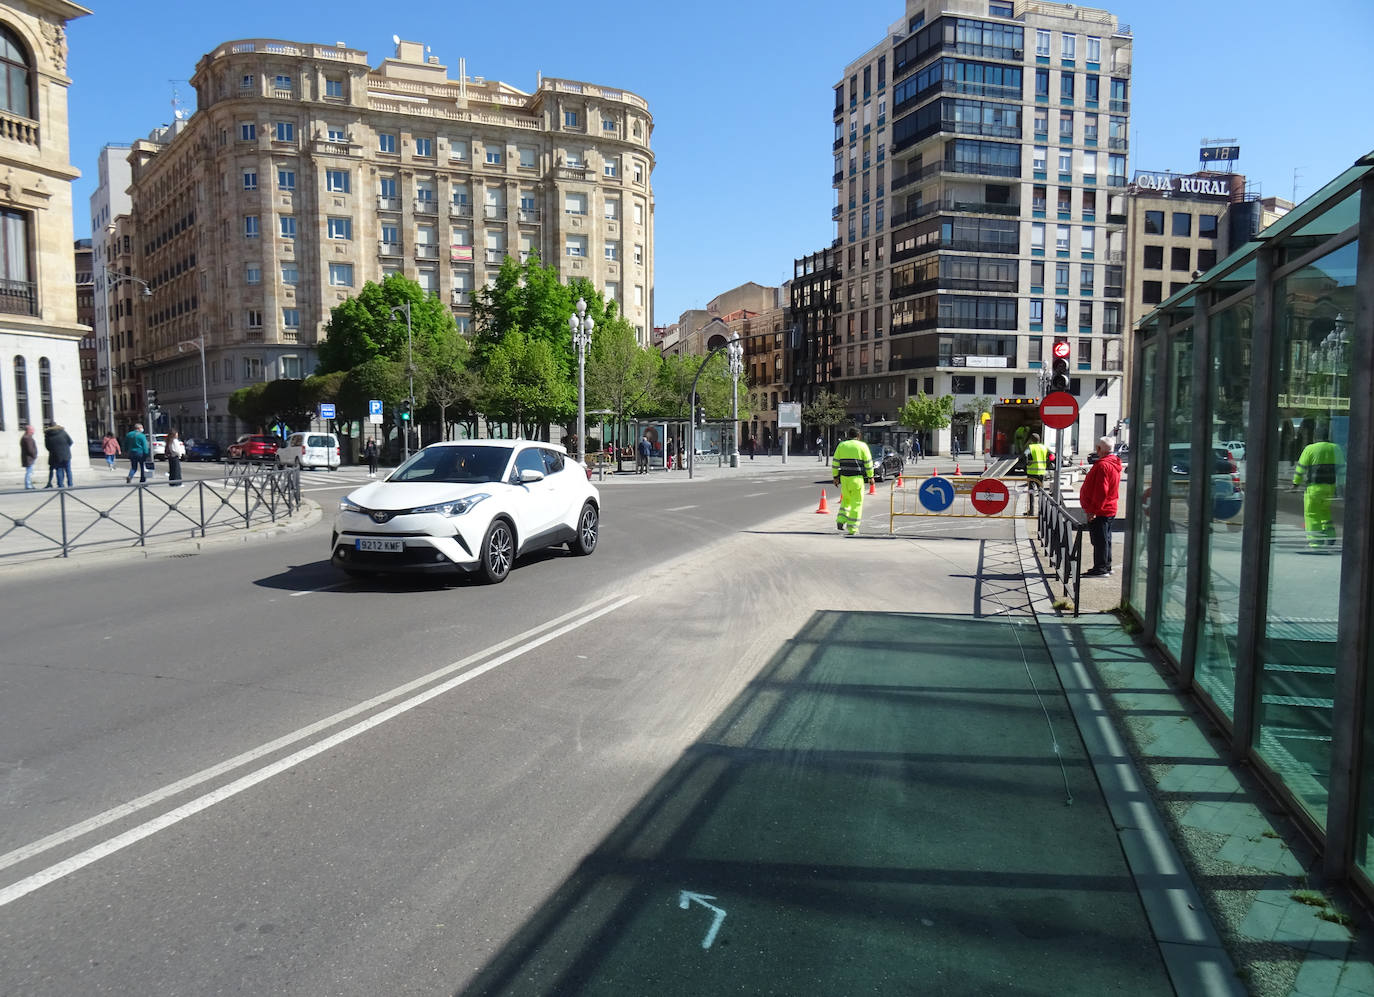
[837,475,866,535]
[1303,484,1337,547]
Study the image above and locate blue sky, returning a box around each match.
[66,0,1372,326]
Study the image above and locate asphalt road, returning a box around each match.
[0,464,855,994]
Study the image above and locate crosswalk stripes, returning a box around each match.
[296,468,374,489]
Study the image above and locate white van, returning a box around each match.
[277,432,340,471]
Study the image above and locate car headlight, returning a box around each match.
[339,498,365,513]
[411,493,490,517]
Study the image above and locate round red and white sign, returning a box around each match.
[1040,391,1079,430]
[1052,341,1072,360]
[969,478,1010,516]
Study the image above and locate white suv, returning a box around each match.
[277,432,340,471]
[331,439,600,583]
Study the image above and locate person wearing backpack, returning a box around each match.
[125,422,150,484]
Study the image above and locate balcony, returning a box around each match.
[518,208,541,223]
[415,244,439,259]
[377,196,401,211]
[451,289,469,306]
[483,205,507,221]
[0,278,37,316]
[449,201,473,217]
[1108,138,1127,151]
[485,249,504,264]
[378,242,403,256]
[414,198,438,215]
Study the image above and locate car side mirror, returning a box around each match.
[518,468,545,484]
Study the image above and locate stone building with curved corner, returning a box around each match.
[0,0,92,484]
[125,37,654,445]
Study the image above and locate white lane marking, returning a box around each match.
[663,505,697,512]
[743,492,768,498]
[0,592,632,879]
[0,592,637,908]
[289,582,349,597]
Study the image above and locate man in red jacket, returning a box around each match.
[1079,436,1122,577]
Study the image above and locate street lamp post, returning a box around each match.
[568,297,595,469]
[177,335,209,441]
[99,265,151,434]
[727,334,743,468]
[390,302,415,460]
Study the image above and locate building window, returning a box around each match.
[633,244,644,265]
[564,192,587,216]
[449,140,468,162]
[245,263,261,285]
[1199,214,1219,239]
[519,146,537,169]
[1172,212,1192,237]
[485,147,502,165]
[1055,225,1070,251]
[1143,245,1163,269]
[1035,68,1049,99]
[1062,33,1076,60]
[605,242,618,261]
[1060,72,1074,101]
[566,234,586,257]
[325,78,344,98]
[279,216,296,239]
[242,170,257,191]
[1171,247,1191,272]
[273,74,292,91]
[989,1,1013,16]
[282,308,300,329]
[240,73,254,91]
[378,133,396,154]
[1144,210,1164,235]
[633,161,644,185]
[239,122,256,141]
[1142,280,1162,304]
[1032,146,1046,172]
[12,356,27,426]
[1079,301,1093,329]
[604,156,618,177]
[1080,263,1095,293]
[604,197,619,220]
[246,311,263,330]
[564,110,579,127]
[1086,36,1101,63]
[1035,29,1051,57]
[1054,262,1069,291]
[605,282,618,302]
[281,356,302,379]
[1198,248,1217,271]
[414,137,433,157]
[244,216,259,239]
[280,262,298,285]
[327,217,352,240]
[274,121,294,143]
[277,168,295,191]
[325,169,350,193]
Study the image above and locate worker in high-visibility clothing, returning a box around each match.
[1025,433,1051,515]
[1293,438,1345,548]
[831,427,874,536]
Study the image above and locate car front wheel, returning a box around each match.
[571,502,598,556]
[479,518,514,583]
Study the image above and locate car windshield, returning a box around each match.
[390,445,514,484]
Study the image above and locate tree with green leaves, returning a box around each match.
[585,303,660,452]
[898,392,955,452]
[470,253,583,369]
[961,394,994,452]
[226,382,271,433]
[419,330,480,440]
[317,274,458,374]
[337,358,406,429]
[478,331,571,438]
[803,390,848,453]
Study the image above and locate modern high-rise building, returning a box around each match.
[123,37,654,444]
[0,0,93,483]
[74,238,94,435]
[88,141,135,435]
[832,0,1132,454]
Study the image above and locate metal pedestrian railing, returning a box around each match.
[1036,492,1086,617]
[0,468,302,560]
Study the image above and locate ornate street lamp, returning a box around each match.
[390,302,415,460]
[568,297,594,468]
[727,334,743,468]
[100,265,151,433]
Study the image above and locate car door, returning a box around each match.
[539,447,581,529]
[510,446,557,544]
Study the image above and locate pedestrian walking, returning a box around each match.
[831,427,874,537]
[1024,433,1050,515]
[1293,434,1345,548]
[952,436,961,460]
[815,433,824,462]
[364,437,379,477]
[1079,437,1122,576]
[165,428,185,486]
[748,435,757,460]
[101,432,121,470]
[124,422,150,484]
[19,424,37,489]
[43,424,73,488]
[636,433,652,474]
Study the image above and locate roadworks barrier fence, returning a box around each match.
[888,474,1035,533]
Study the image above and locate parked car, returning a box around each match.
[277,432,340,471]
[871,445,905,482]
[1166,444,1244,523]
[226,434,282,461]
[184,438,223,462]
[331,440,599,584]
[1219,439,1247,461]
[152,433,168,460]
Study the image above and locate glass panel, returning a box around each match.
[1195,298,1254,719]
[1128,340,1156,611]
[1156,328,1195,660]
[1257,238,1357,830]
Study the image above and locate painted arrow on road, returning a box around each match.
[678,890,727,949]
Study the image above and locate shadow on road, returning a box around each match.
[456,610,1171,997]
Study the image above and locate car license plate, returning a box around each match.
[356,538,404,553]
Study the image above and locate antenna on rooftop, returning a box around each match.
[169,80,188,121]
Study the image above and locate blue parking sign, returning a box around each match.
[918,476,956,513]
[368,399,384,417]
[319,403,336,420]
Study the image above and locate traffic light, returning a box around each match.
[146,387,158,409]
[696,404,707,426]
[401,399,412,422]
[1051,357,1070,392]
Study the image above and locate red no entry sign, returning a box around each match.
[1040,391,1079,430]
[970,478,1010,515]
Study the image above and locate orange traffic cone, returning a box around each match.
[868,478,876,495]
[814,488,830,514]
[896,472,903,488]
[955,462,961,476]
[931,466,940,476]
